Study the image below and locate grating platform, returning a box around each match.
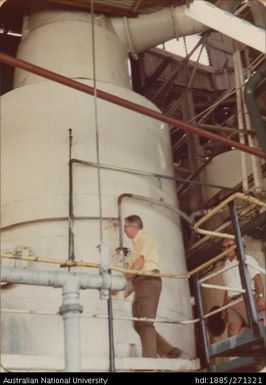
[209,326,266,372]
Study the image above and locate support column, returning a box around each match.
[181,89,204,212]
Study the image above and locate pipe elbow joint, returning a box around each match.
[101,271,127,291]
[112,275,127,292]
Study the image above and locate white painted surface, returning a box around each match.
[0,354,200,372]
[1,80,194,358]
[15,11,129,88]
[111,5,206,54]
[1,9,195,365]
[201,150,253,201]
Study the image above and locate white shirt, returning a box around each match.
[223,254,259,298]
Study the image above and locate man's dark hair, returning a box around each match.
[125,215,143,229]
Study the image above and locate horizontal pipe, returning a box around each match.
[0,253,188,280]
[187,202,261,254]
[193,192,266,237]
[72,158,233,191]
[1,266,100,288]
[111,5,207,55]
[1,248,238,283]
[1,266,126,291]
[0,216,118,232]
[0,53,265,160]
[1,252,100,268]
[110,1,237,54]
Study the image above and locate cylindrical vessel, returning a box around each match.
[1,9,195,368]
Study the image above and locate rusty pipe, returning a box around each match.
[0,52,265,160]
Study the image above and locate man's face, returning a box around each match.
[222,239,236,261]
[124,221,139,239]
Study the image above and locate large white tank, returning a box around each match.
[1,9,195,369]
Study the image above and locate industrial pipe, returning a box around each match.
[244,62,266,152]
[240,51,264,192]
[68,129,75,261]
[192,192,266,240]
[69,156,116,370]
[72,158,233,192]
[0,53,265,160]
[111,5,206,55]
[0,266,126,291]
[234,49,249,192]
[110,1,237,55]
[59,280,83,372]
[0,216,118,232]
[1,266,126,372]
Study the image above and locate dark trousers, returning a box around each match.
[132,276,175,357]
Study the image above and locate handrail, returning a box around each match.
[192,192,266,239]
[0,290,244,326]
[1,192,265,372]
[0,242,232,280]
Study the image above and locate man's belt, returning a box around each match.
[132,270,161,282]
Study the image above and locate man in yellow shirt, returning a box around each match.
[123,215,182,358]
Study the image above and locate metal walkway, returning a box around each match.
[210,325,266,372]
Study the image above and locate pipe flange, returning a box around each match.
[59,304,83,315]
[101,270,112,290]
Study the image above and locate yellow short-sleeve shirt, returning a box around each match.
[128,229,160,273]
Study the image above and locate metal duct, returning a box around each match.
[110,1,237,55]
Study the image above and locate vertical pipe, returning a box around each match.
[117,195,124,248]
[89,3,116,367]
[233,49,249,192]
[193,274,211,371]
[107,295,116,372]
[98,247,116,371]
[229,202,261,338]
[237,50,263,191]
[244,61,266,153]
[68,129,74,261]
[59,281,83,372]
